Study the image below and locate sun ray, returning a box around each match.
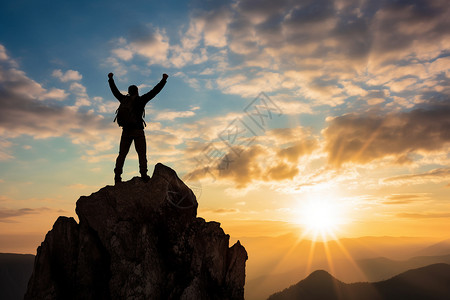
[322,232,335,275]
[250,227,313,294]
[305,230,318,276]
[331,233,368,281]
[323,235,347,300]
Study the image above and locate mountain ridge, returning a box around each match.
[268,263,450,300]
[0,253,34,300]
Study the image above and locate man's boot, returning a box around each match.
[141,173,150,183]
[140,166,150,183]
[114,168,122,185]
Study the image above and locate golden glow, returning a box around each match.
[297,195,346,241]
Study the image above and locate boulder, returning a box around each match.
[25,163,247,300]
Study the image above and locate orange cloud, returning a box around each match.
[396,212,450,219]
[187,127,319,188]
[382,193,430,205]
[323,102,450,166]
[383,168,450,185]
[0,207,51,222]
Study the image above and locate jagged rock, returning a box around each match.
[25,163,247,300]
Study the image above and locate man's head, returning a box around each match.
[128,85,139,96]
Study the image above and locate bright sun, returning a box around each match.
[298,197,345,240]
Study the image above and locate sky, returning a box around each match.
[0,0,449,254]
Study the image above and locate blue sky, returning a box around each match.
[1,0,450,253]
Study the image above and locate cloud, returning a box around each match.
[198,7,231,48]
[52,69,82,82]
[382,193,430,205]
[131,27,170,65]
[174,71,202,89]
[0,52,46,100]
[229,0,448,104]
[41,88,69,101]
[187,126,319,188]
[0,44,116,157]
[216,72,284,97]
[383,168,450,185]
[369,0,450,63]
[104,0,449,113]
[0,138,14,161]
[0,44,8,60]
[181,6,231,49]
[111,26,170,67]
[275,98,314,115]
[69,82,91,107]
[387,77,418,93]
[396,212,450,219]
[0,207,50,222]
[111,48,133,61]
[323,101,450,166]
[154,110,196,121]
[166,6,230,68]
[200,208,239,214]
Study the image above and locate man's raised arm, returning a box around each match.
[108,73,125,102]
[141,74,169,104]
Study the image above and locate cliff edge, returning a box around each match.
[25,163,247,300]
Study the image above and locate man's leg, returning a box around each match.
[134,129,149,182]
[115,130,133,183]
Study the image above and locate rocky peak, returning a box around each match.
[25,163,247,299]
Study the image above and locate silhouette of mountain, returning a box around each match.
[243,234,445,300]
[247,254,450,300]
[25,163,247,299]
[415,239,450,256]
[357,254,450,281]
[268,263,450,300]
[0,253,34,300]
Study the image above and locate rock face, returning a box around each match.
[25,163,247,300]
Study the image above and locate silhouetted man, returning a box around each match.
[108,72,168,184]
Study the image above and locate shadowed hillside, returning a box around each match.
[268,263,450,300]
[0,253,34,300]
[357,254,450,281]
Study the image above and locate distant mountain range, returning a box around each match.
[268,263,450,300]
[244,237,450,300]
[358,254,450,281]
[414,239,450,257]
[0,253,34,300]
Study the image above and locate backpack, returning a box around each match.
[114,96,146,127]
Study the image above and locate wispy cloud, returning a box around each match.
[0,207,51,222]
[52,69,82,82]
[383,168,450,185]
[41,88,69,101]
[154,110,196,121]
[397,212,450,219]
[199,208,239,215]
[110,26,170,68]
[382,193,430,205]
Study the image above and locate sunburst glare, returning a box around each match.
[296,194,348,241]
